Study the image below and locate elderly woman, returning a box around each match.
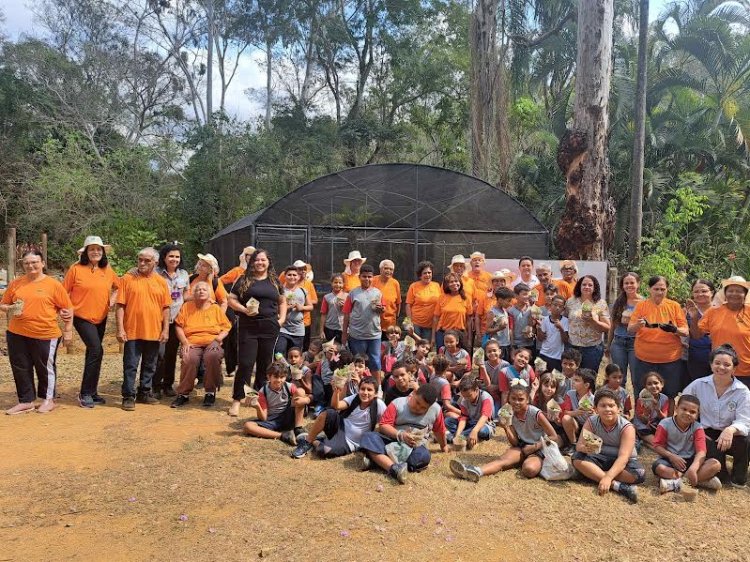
[565,275,611,372]
[405,261,442,341]
[688,276,750,386]
[171,281,232,408]
[372,259,401,338]
[628,276,688,399]
[683,345,750,487]
[1,250,73,414]
[63,236,120,408]
[555,260,578,301]
[342,250,366,292]
[187,253,228,313]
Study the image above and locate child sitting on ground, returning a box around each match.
[479,340,510,413]
[291,376,386,459]
[499,348,535,405]
[450,381,558,482]
[440,330,471,386]
[535,295,569,373]
[384,362,418,405]
[603,364,632,418]
[557,348,582,399]
[430,355,462,419]
[358,382,449,484]
[633,371,669,449]
[302,338,322,372]
[243,363,308,445]
[445,375,495,447]
[651,394,722,493]
[560,368,597,454]
[534,372,564,436]
[287,347,312,395]
[571,388,646,503]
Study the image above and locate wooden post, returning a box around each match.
[608,266,618,304]
[41,232,48,265]
[7,227,16,280]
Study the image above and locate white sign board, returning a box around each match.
[484,259,609,295]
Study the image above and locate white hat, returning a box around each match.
[77,236,112,255]
[492,269,517,283]
[292,259,309,269]
[344,250,366,264]
[197,253,219,272]
[715,275,750,305]
[469,251,485,260]
[450,255,468,266]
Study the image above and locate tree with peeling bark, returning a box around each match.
[555,0,616,260]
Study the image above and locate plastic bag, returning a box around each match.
[540,437,576,481]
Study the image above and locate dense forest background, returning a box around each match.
[0,0,748,297]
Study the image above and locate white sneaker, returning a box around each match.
[659,478,681,493]
[698,476,723,491]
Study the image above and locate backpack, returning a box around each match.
[341,396,380,431]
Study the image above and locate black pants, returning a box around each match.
[73,316,106,396]
[303,325,312,352]
[233,329,278,399]
[224,310,239,375]
[153,323,179,391]
[705,427,749,485]
[7,331,60,403]
[323,327,342,343]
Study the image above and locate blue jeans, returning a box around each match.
[122,339,160,397]
[633,357,685,398]
[609,335,636,388]
[414,325,432,342]
[359,432,432,472]
[445,417,494,441]
[571,342,604,373]
[347,337,382,374]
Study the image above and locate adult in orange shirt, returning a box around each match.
[116,247,172,411]
[555,260,578,301]
[219,246,255,378]
[688,276,750,386]
[627,275,688,399]
[450,254,477,346]
[219,246,256,286]
[532,263,553,306]
[1,250,73,414]
[63,236,120,408]
[431,273,473,351]
[467,252,492,344]
[405,261,441,341]
[342,250,366,292]
[171,282,232,408]
[373,259,402,337]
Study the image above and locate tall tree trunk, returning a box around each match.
[628,0,649,265]
[555,0,615,260]
[265,38,272,129]
[469,0,497,180]
[206,0,214,126]
[495,51,512,193]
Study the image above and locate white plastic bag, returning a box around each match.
[539,437,576,481]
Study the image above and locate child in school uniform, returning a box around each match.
[499,348,535,405]
[651,394,722,492]
[440,330,471,385]
[479,340,510,412]
[535,295,569,373]
[319,274,347,343]
[508,283,534,352]
[603,364,632,418]
[572,388,646,503]
[483,287,514,358]
[450,381,558,482]
[558,348,582,400]
[311,342,342,417]
[633,371,669,448]
[275,266,313,355]
[533,372,564,436]
[560,368,597,454]
[287,347,312,395]
[445,375,495,447]
[430,355,462,419]
[291,376,386,459]
[382,325,406,374]
[243,363,309,445]
[384,362,417,405]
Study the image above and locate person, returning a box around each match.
[2,250,73,414]
[319,274,347,342]
[291,376,386,459]
[116,248,171,411]
[558,348,582,399]
[219,246,256,379]
[482,287,513,356]
[606,272,643,389]
[511,256,538,289]
[603,364,632,418]
[688,276,750,386]
[187,253,228,312]
[384,362,417,405]
[381,325,406,374]
[449,381,558,482]
[342,250,366,292]
[431,355,462,419]
[536,295,569,372]
[357,383,449,484]
[555,260,578,301]
[508,283,534,352]
[342,264,384,386]
[560,369,597,453]
[287,347,312,396]
[445,375,495,447]
[565,275,610,372]
[62,236,120,408]
[531,262,553,307]
[372,259,401,338]
[633,372,669,448]
[534,372,564,435]
[219,246,256,286]
[440,330,471,385]
[682,345,750,487]
[275,266,313,355]
[431,272,472,351]
[571,388,645,503]
[466,252,492,345]
[499,348,534,405]
[170,281,232,408]
[405,261,441,342]
[628,276,688,399]
[279,260,318,351]
[683,279,715,382]
[152,243,190,398]
[479,340,510,411]
[242,363,308,445]
[227,249,287,417]
[651,394,723,493]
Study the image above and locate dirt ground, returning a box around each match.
[2,323,750,561]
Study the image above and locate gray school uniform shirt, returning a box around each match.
[281,286,306,337]
[345,286,383,340]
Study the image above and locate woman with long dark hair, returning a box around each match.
[606,272,643,389]
[431,272,472,351]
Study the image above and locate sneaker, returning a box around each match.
[618,483,639,503]
[136,391,159,405]
[162,387,177,398]
[78,394,95,409]
[356,452,372,471]
[391,462,408,484]
[171,395,190,408]
[228,400,241,417]
[659,478,681,494]
[153,390,163,400]
[5,402,35,415]
[37,399,56,414]
[445,432,454,444]
[280,430,297,446]
[291,437,314,459]
[202,393,215,408]
[730,481,747,489]
[122,397,136,411]
[449,459,481,483]
[293,427,306,437]
[698,476,723,491]
[91,394,107,405]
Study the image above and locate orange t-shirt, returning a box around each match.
[63,263,120,324]
[406,281,442,327]
[434,293,473,331]
[187,277,228,304]
[2,276,73,339]
[555,279,576,301]
[372,276,402,330]
[698,305,750,376]
[532,283,548,307]
[219,266,245,285]
[343,272,361,292]
[278,274,318,327]
[629,298,687,363]
[175,301,232,346]
[117,273,172,341]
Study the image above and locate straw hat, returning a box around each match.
[492,269,517,283]
[469,251,485,261]
[77,236,112,255]
[450,255,468,266]
[197,253,220,273]
[715,275,750,305]
[343,250,366,264]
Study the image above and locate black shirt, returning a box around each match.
[231,277,281,334]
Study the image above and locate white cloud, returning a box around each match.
[1,1,38,40]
